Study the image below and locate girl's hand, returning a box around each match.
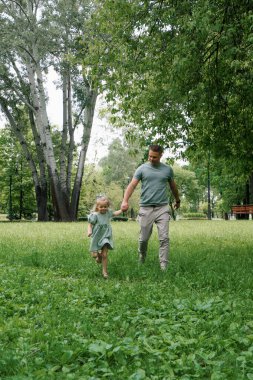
[113,209,123,216]
[87,231,92,237]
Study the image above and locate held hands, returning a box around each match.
[121,201,129,212]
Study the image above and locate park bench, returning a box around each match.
[231,205,253,217]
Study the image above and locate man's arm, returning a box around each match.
[169,179,181,209]
[121,177,139,211]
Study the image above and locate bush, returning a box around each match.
[182,212,207,219]
[78,216,88,221]
[112,216,128,222]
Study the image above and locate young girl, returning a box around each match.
[87,196,122,279]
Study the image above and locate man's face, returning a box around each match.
[148,150,162,165]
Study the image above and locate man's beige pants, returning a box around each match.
[138,205,170,268]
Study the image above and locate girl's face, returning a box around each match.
[97,200,109,214]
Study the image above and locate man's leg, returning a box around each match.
[138,207,154,262]
[155,206,170,270]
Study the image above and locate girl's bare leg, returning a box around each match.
[101,246,109,278]
[91,251,102,263]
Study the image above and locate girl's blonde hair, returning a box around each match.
[93,196,110,212]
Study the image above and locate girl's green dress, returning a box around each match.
[88,210,114,252]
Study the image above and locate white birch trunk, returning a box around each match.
[26,50,71,220]
[60,71,68,193]
[70,87,98,219]
[67,73,75,197]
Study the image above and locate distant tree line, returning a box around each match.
[0,136,248,220]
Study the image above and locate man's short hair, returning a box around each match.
[149,144,163,154]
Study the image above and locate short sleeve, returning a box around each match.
[108,210,114,219]
[133,165,143,180]
[169,166,174,181]
[88,213,97,224]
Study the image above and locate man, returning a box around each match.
[121,144,180,270]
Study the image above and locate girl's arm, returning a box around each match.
[87,223,93,237]
[112,209,123,217]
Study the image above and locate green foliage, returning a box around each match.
[98,138,143,185]
[79,164,106,215]
[0,128,36,218]
[188,155,249,212]
[172,164,204,212]
[0,0,98,221]
[182,212,207,219]
[112,216,128,221]
[0,221,253,378]
[85,0,253,177]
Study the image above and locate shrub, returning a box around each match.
[182,212,207,219]
[78,216,88,221]
[112,216,128,222]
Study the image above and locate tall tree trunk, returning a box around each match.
[70,88,98,220]
[207,152,212,220]
[67,73,75,197]
[27,55,72,221]
[35,184,48,221]
[8,173,13,221]
[60,71,68,194]
[248,172,253,204]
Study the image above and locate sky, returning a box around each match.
[45,68,122,164]
[47,91,121,164]
[0,68,184,165]
[0,68,121,164]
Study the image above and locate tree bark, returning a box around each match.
[248,172,253,204]
[60,70,68,195]
[0,2,97,221]
[70,88,98,220]
[27,53,72,221]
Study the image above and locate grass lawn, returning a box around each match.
[0,220,252,379]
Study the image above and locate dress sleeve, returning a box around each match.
[88,213,97,225]
[108,210,114,219]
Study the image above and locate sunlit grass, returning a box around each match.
[0,220,252,379]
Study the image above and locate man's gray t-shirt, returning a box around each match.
[134,162,174,206]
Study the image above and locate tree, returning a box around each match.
[86,0,253,196]
[98,138,141,183]
[79,163,106,217]
[0,128,36,219]
[0,0,97,221]
[171,163,205,213]
[188,154,249,216]
[98,138,142,215]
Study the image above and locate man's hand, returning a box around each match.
[174,200,181,210]
[121,178,138,212]
[121,201,129,212]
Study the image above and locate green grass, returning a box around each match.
[0,220,253,380]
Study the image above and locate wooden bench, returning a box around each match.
[231,205,253,215]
